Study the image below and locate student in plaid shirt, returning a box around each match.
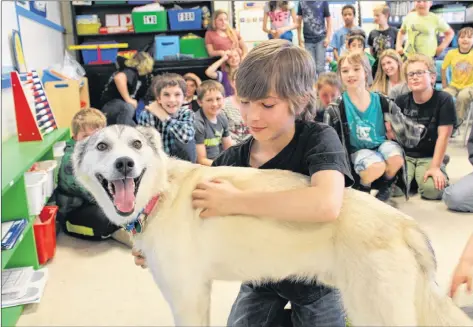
[137,73,196,162]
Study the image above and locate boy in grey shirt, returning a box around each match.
[195,80,233,166]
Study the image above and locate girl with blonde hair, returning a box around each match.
[371,49,406,96]
[100,51,154,126]
[205,9,247,58]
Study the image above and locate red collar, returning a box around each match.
[124,195,160,235]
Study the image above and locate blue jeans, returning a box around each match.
[304,40,326,77]
[350,141,403,175]
[227,280,345,327]
[443,172,473,212]
[269,31,293,42]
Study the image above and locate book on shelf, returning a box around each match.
[1,219,28,250]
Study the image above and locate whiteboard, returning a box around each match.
[237,9,268,43]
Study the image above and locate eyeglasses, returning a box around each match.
[407,70,431,79]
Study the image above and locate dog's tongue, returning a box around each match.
[112,178,135,213]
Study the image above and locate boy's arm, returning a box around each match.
[333,48,340,61]
[441,51,452,89]
[205,55,227,80]
[262,12,272,34]
[199,127,353,222]
[165,109,195,144]
[196,144,213,166]
[396,28,406,54]
[436,17,454,56]
[222,136,233,150]
[441,68,448,89]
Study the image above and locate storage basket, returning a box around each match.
[34,206,58,265]
[24,171,47,216]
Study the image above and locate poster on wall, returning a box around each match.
[237,9,267,43]
[29,1,47,18]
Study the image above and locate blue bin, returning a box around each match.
[154,36,180,60]
[41,70,63,84]
[127,0,154,4]
[81,42,119,64]
[168,8,202,31]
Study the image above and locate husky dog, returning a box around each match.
[72,125,472,327]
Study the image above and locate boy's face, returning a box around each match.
[185,80,197,98]
[459,33,473,51]
[75,126,100,141]
[340,59,366,90]
[239,92,295,142]
[342,8,355,26]
[158,85,184,115]
[406,62,435,93]
[198,90,224,117]
[318,84,340,108]
[415,1,431,15]
[373,11,387,25]
[348,40,364,54]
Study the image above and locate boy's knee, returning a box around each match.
[443,185,471,211]
[386,155,404,170]
[419,179,443,200]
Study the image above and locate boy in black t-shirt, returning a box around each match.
[394,54,456,200]
[368,4,398,78]
[192,40,353,327]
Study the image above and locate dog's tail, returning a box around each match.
[405,225,473,326]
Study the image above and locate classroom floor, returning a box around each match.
[17,128,473,326]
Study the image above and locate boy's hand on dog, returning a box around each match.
[192,179,241,218]
[450,260,472,297]
[132,249,147,269]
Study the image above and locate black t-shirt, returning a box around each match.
[100,68,141,106]
[212,120,354,187]
[367,27,398,59]
[395,90,456,158]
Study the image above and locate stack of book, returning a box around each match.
[2,267,49,308]
[1,219,28,250]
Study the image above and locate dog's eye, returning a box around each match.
[132,140,142,149]
[97,142,108,151]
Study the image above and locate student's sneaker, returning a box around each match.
[375,186,392,202]
[443,154,450,166]
[354,184,371,194]
[112,228,134,248]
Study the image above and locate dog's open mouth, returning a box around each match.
[95,170,146,216]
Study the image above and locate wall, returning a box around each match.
[1,1,65,141]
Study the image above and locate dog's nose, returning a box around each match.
[114,156,135,175]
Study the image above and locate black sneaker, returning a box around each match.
[443,154,450,166]
[376,186,392,202]
[355,184,371,193]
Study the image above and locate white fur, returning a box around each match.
[73,125,472,327]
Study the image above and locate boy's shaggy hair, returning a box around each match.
[197,80,225,100]
[236,39,317,121]
[71,108,106,136]
[151,73,187,99]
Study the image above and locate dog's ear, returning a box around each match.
[136,126,163,154]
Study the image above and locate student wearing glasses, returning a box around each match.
[394,54,457,200]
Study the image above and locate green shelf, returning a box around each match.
[2,128,70,195]
[1,127,71,327]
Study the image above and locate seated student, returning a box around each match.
[222,70,250,144]
[371,49,406,97]
[194,80,233,166]
[205,49,241,97]
[137,73,196,163]
[55,108,132,247]
[314,72,342,122]
[442,27,473,122]
[324,52,413,202]
[100,52,154,126]
[394,54,457,200]
[443,123,473,212]
[183,73,201,112]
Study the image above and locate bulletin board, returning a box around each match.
[237,8,267,43]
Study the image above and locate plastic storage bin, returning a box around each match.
[132,10,167,33]
[180,38,208,58]
[35,161,58,199]
[81,42,119,64]
[77,23,101,35]
[155,35,180,60]
[168,8,202,31]
[34,205,58,265]
[25,171,47,216]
